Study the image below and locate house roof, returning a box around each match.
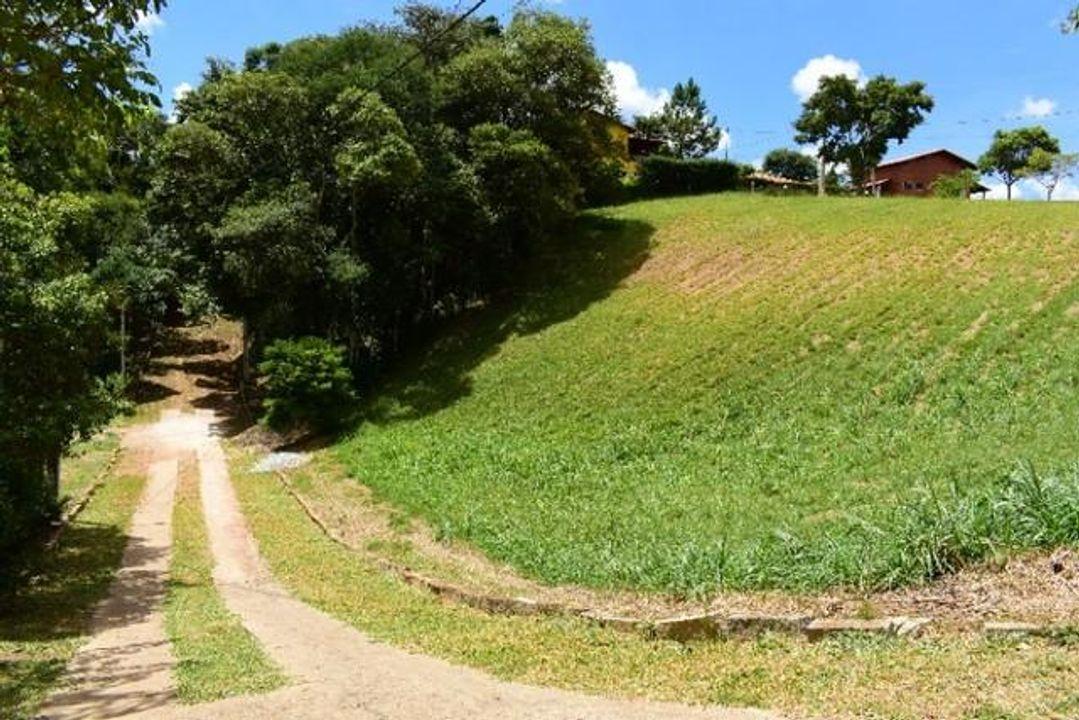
[876,148,978,171]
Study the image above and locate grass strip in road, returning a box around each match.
[164,456,286,704]
[230,445,1079,720]
[0,471,145,720]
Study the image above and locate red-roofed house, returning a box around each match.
[865,149,989,199]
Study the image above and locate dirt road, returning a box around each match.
[40,327,779,720]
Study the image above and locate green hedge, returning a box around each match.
[636,156,743,197]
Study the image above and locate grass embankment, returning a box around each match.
[58,430,120,506]
[231,456,1079,720]
[164,457,284,703]
[0,468,144,719]
[339,195,1079,593]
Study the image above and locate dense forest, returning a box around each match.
[1,0,625,551]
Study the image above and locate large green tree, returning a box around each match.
[978,126,1060,200]
[794,75,934,189]
[150,6,618,383]
[634,78,723,159]
[762,148,819,182]
[0,1,169,549]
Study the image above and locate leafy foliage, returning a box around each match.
[258,337,356,432]
[978,126,1061,200]
[151,6,621,401]
[762,148,819,182]
[636,156,742,196]
[0,172,113,549]
[1024,149,1078,201]
[794,75,934,187]
[634,78,722,159]
[931,169,981,198]
[0,0,163,191]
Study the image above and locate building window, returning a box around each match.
[903,181,913,190]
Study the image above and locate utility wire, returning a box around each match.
[362,0,490,99]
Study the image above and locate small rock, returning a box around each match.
[653,613,725,642]
[581,610,654,636]
[723,613,812,637]
[983,621,1043,637]
[252,451,310,473]
[804,617,895,641]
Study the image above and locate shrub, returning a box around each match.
[258,337,356,432]
[636,156,743,197]
[932,169,980,198]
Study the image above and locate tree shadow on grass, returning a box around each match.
[364,214,655,425]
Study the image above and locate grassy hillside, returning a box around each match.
[339,194,1079,594]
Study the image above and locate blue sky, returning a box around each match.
[139,0,1079,199]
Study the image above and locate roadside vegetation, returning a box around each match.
[164,459,285,703]
[339,194,1079,594]
[231,453,1079,720]
[0,468,145,719]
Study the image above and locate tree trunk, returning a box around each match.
[1007,183,1013,201]
[817,157,825,197]
[45,449,61,515]
[119,302,127,382]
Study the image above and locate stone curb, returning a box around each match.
[45,444,124,551]
[272,471,1079,646]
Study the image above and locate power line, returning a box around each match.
[363,0,490,98]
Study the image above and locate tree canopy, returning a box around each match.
[1025,149,1078,201]
[150,5,617,377]
[762,148,818,182]
[793,75,934,188]
[634,78,723,159]
[978,126,1061,200]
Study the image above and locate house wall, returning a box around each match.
[876,154,971,197]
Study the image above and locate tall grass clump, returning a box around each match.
[742,462,1079,592]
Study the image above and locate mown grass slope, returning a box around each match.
[341,194,1079,593]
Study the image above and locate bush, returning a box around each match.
[258,337,356,432]
[636,156,742,197]
[932,169,980,198]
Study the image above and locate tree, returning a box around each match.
[0,171,113,549]
[0,0,163,190]
[1025,149,1078,201]
[978,126,1060,200]
[1065,5,1078,32]
[794,75,934,189]
[932,169,981,199]
[634,78,722,159]
[762,148,819,182]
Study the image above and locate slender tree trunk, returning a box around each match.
[817,157,825,197]
[1007,182,1013,201]
[45,449,61,515]
[119,302,127,381]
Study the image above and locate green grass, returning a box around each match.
[0,472,145,719]
[164,460,285,703]
[229,451,1079,720]
[59,430,120,505]
[339,194,1079,593]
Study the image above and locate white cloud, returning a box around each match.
[974,178,1079,201]
[1020,96,1057,118]
[172,82,193,103]
[791,55,864,102]
[606,60,670,119]
[135,11,165,35]
[168,82,193,123]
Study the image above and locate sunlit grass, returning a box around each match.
[339,194,1079,593]
[230,452,1079,720]
[0,472,144,719]
[164,459,285,703]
